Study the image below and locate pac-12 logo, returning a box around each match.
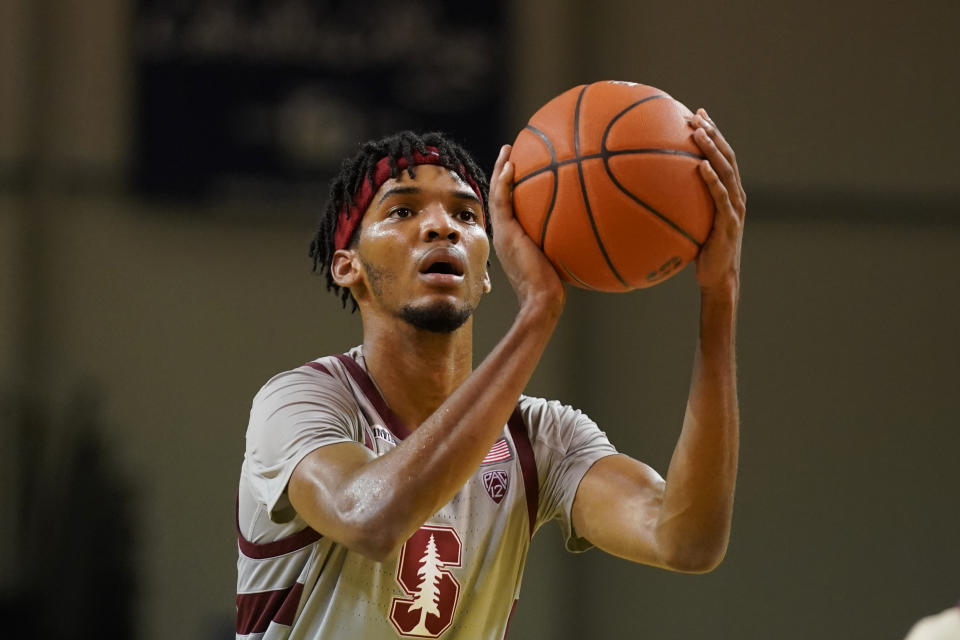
[482,470,509,504]
[390,525,462,638]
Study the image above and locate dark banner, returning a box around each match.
[134,0,505,204]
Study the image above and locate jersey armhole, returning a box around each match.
[508,407,538,539]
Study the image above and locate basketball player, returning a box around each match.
[236,109,745,639]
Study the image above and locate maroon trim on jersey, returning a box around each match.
[235,498,321,559]
[304,361,332,376]
[237,526,321,560]
[362,426,375,451]
[236,582,305,634]
[273,581,305,626]
[508,407,539,538]
[333,353,411,440]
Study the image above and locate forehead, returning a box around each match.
[371,164,473,201]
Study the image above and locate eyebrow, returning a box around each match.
[377,186,481,205]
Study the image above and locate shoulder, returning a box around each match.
[517,395,598,450]
[244,351,368,463]
[252,349,360,405]
[248,350,363,430]
[517,394,593,427]
[253,360,340,407]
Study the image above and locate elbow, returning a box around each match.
[663,547,727,574]
[329,520,404,563]
[660,535,729,574]
[349,527,405,564]
[333,503,407,563]
[655,510,733,574]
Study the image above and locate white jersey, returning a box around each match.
[904,605,960,640]
[236,348,617,639]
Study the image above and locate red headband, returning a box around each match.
[333,147,485,251]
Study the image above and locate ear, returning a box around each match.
[482,268,492,294]
[331,249,362,289]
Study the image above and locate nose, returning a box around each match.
[421,205,459,243]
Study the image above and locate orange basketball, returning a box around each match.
[510,81,714,291]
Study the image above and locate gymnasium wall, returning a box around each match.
[1,0,957,638]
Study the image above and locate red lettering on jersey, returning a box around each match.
[389,525,462,638]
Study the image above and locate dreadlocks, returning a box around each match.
[309,131,491,311]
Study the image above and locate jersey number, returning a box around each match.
[389,525,462,638]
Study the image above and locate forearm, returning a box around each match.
[332,302,560,558]
[656,284,739,571]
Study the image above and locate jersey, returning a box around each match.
[236,347,618,639]
[904,604,960,640]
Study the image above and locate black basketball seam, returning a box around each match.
[513,148,704,187]
[601,161,704,249]
[525,124,557,162]
[601,96,704,249]
[522,124,559,249]
[573,85,629,289]
[601,94,669,140]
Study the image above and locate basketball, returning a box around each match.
[510,81,714,291]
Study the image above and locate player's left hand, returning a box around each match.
[688,108,746,296]
[489,144,566,318]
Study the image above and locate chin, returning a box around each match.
[399,300,474,334]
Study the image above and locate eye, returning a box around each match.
[390,207,414,219]
[456,209,478,223]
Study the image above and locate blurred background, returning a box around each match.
[1,0,958,638]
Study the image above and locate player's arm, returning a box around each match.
[572,109,745,573]
[288,146,565,563]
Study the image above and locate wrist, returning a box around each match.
[699,275,739,308]
[516,290,564,333]
[698,281,738,354]
[518,278,566,320]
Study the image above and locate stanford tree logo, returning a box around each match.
[390,526,462,638]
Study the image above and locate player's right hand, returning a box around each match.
[488,144,566,319]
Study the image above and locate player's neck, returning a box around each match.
[360,316,474,430]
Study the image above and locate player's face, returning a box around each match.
[353,165,491,333]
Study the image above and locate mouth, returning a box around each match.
[422,261,463,276]
[418,248,466,284]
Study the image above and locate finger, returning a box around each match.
[692,112,736,176]
[699,107,747,208]
[692,129,745,217]
[695,109,746,206]
[699,164,743,264]
[696,109,735,166]
[491,144,510,182]
[693,127,741,210]
[698,159,734,221]
[691,109,747,218]
[488,146,510,212]
[490,160,516,225]
[698,107,717,128]
[497,161,515,203]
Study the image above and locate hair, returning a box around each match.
[309,131,491,311]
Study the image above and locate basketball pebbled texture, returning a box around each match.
[511,81,715,291]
